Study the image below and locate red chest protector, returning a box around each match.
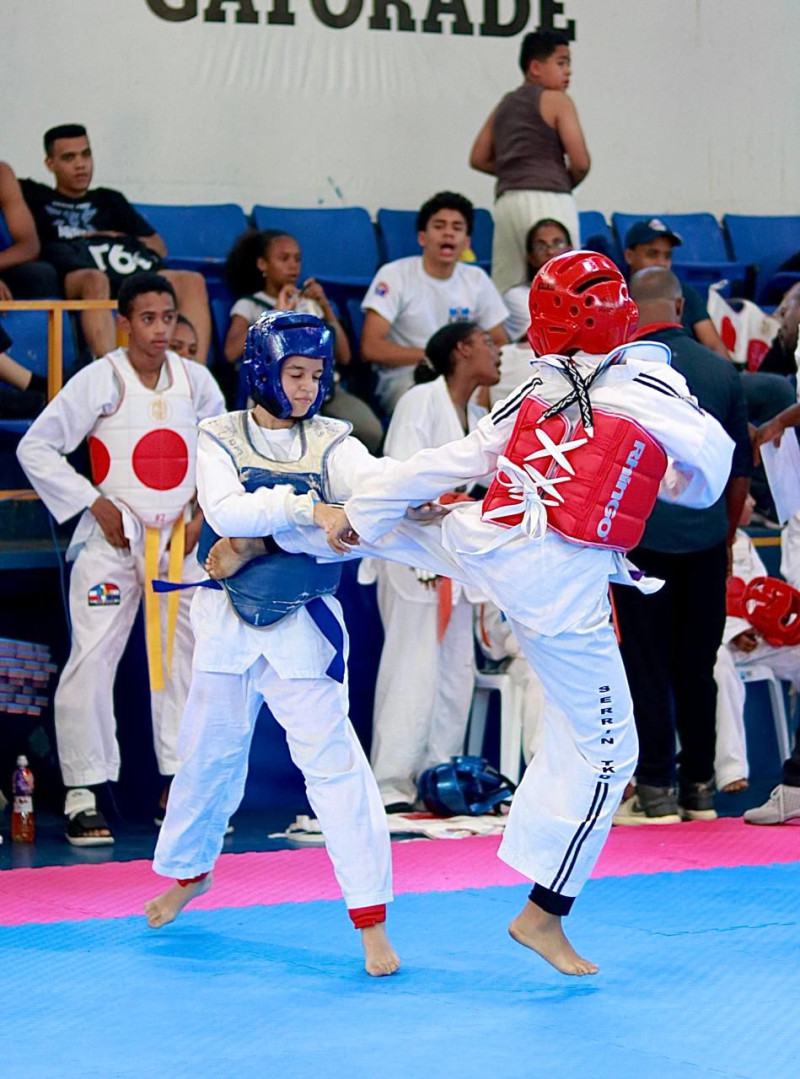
[481,395,667,553]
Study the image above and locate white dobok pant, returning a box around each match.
[153,657,392,910]
[498,611,638,907]
[371,564,476,807]
[55,533,202,788]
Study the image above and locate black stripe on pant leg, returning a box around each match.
[549,781,605,894]
[554,782,609,894]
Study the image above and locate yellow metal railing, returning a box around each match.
[0,298,122,398]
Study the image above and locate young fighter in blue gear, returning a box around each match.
[144,311,399,977]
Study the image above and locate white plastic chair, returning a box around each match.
[466,670,525,784]
[738,662,792,762]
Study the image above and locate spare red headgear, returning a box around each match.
[527,250,639,356]
[743,576,800,647]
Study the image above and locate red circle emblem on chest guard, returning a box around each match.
[88,436,111,485]
[132,429,189,490]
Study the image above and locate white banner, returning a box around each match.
[3,0,799,216]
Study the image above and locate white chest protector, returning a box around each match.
[87,349,198,529]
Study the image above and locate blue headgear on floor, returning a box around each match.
[418,756,516,817]
[243,310,334,419]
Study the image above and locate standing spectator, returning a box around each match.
[0,161,59,298]
[470,30,589,295]
[16,273,225,845]
[365,322,500,811]
[612,268,751,825]
[361,192,508,414]
[503,218,573,341]
[20,124,212,363]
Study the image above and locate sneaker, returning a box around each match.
[744,784,800,825]
[613,784,682,825]
[678,779,718,821]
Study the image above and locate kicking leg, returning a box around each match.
[205,536,266,580]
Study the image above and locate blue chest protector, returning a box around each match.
[196,466,342,628]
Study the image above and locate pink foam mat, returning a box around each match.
[1,817,798,927]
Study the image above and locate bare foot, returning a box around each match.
[145,873,213,928]
[204,537,264,580]
[361,923,401,977]
[721,778,749,793]
[509,900,598,976]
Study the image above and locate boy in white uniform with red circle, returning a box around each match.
[17,272,224,844]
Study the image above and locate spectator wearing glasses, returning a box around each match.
[502,218,572,342]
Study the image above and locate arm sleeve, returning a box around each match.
[345,411,510,542]
[196,429,316,536]
[361,262,402,323]
[109,190,156,238]
[15,365,115,523]
[592,363,735,509]
[185,362,226,421]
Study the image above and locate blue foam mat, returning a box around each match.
[4,864,799,1078]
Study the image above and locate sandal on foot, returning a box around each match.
[65,788,115,847]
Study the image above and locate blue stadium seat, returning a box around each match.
[376,207,493,272]
[578,211,622,266]
[724,214,800,303]
[0,309,78,377]
[250,206,379,291]
[132,203,249,273]
[613,212,747,296]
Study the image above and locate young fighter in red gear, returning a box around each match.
[283,252,734,975]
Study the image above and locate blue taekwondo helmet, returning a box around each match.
[418,755,516,817]
[243,310,334,419]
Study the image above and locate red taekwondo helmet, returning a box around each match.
[527,250,639,357]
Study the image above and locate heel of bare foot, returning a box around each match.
[721,778,749,794]
[509,900,598,976]
[205,537,264,581]
[361,923,401,977]
[145,873,213,929]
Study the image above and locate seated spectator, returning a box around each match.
[612,267,751,826]
[714,495,800,793]
[503,218,572,342]
[0,321,46,419]
[361,191,509,414]
[758,283,800,376]
[624,219,731,358]
[223,228,383,453]
[20,124,211,363]
[0,161,59,299]
[169,313,199,361]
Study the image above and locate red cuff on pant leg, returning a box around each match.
[348,904,386,929]
[177,872,209,887]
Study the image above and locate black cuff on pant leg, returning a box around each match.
[529,884,575,917]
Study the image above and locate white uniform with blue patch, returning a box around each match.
[153,412,394,912]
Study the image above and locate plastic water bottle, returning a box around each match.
[11,755,35,843]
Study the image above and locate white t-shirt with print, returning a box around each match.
[229,290,324,326]
[361,256,508,407]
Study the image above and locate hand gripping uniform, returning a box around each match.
[16,347,224,791]
[153,312,393,926]
[325,253,735,915]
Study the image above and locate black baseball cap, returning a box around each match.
[624,218,683,249]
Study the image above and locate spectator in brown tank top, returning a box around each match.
[469,30,590,295]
